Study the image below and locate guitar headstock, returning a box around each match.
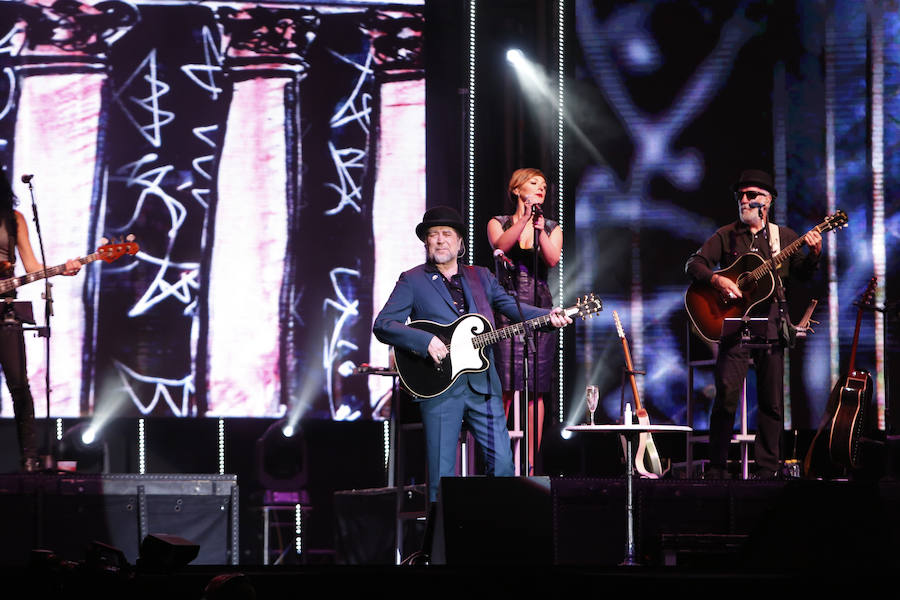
[820,210,848,233]
[858,276,878,307]
[97,235,139,263]
[612,310,625,339]
[574,293,603,320]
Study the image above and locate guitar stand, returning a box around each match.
[617,366,660,478]
[619,366,645,419]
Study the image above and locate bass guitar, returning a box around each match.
[685,210,847,343]
[803,277,876,477]
[613,310,665,479]
[393,294,602,399]
[0,237,139,294]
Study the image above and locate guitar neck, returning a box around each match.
[0,253,98,295]
[472,305,577,349]
[748,235,801,281]
[847,310,863,373]
[620,336,644,413]
[749,222,825,282]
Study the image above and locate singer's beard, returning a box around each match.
[738,207,764,228]
[427,246,456,266]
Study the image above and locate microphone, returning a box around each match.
[748,201,765,209]
[21,174,33,184]
[523,194,542,215]
[493,248,515,270]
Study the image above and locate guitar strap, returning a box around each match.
[768,222,781,256]
[461,266,495,328]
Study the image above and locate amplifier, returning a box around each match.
[0,473,238,566]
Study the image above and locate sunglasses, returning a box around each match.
[734,190,770,202]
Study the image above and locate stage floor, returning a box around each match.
[2,472,899,584]
[2,562,894,599]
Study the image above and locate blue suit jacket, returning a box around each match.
[373,263,548,399]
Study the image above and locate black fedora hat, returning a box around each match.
[415,206,466,241]
[733,169,777,198]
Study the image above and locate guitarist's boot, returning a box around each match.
[704,464,730,480]
[402,499,438,565]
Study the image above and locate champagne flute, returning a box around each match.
[585,385,599,425]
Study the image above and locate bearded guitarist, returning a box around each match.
[684,169,822,480]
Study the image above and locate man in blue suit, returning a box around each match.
[373,206,571,504]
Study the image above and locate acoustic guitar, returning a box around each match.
[393,294,602,399]
[827,277,877,470]
[613,310,665,478]
[803,277,876,477]
[684,211,847,343]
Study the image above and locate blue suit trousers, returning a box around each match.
[418,383,515,502]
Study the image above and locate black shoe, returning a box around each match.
[752,468,778,480]
[704,465,730,480]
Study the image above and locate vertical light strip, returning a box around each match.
[56,417,63,442]
[556,0,566,422]
[466,0,477,266]
[383,419,390,471]
[824,13,840,388]
[869,1,886,430]
[295,504,303,556]
[138,418,146,475]
[772,61,790,429]
[218,417,226,475]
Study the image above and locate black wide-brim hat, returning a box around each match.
[415,205,466,241]
[732,169,777,198]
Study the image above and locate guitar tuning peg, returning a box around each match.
[126,233,135,242]
[99,237,109,245]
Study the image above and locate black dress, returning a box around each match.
[490,215,558,393]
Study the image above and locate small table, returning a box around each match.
[565,424,692,566]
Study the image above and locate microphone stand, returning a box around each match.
[758,204,788,346]
[23,177,55,471]
[496,251,534,477]
[885,301,898,436]
[529,205,542,477]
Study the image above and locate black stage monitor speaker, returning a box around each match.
[434,476,552,565]
[138,533,200,571]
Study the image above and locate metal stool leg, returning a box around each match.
[741,378,750,480]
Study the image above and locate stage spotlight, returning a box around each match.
[56,421,108,473]
[81,426,98,446]
[561,429,573,441]
[254,418,309,504]
[506,48,524,65]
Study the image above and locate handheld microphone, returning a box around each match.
[523,195,542,215]
[21,174,33,184]
[493,248,515,270]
